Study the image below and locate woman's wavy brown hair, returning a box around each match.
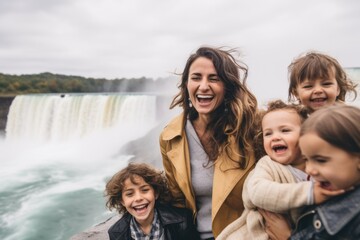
[171,46,258,169]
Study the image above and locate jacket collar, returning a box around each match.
[160,112,196,211]
[108,212,132,238]
[156,203,186,225]
[161,113,184,141]
[317,186,360,235]
[109,203,186,234]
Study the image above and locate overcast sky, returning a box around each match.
[0,0,359,104]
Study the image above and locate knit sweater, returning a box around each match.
[216,155,312,240]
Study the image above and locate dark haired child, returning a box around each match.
[105,162,199,240]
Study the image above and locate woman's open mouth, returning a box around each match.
[197,94,213,103]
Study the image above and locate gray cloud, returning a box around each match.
[0,0,359,104]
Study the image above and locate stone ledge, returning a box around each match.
[70,215,120,240]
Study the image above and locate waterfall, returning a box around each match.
[0,93,161,240]
[5,94,157,142]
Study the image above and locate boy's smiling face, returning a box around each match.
[121,175,157,227]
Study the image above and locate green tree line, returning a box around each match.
[0,72,177,95]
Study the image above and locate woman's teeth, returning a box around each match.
[197,95,213,102]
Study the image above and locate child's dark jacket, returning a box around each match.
[108,203,200,240]
[291,186,360,239]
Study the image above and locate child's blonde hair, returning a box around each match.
[105,162,172,214]
[288,51,357,102]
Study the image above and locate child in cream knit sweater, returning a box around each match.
[217,100,343,240]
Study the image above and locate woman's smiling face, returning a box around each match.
[187,57,225,118]
[300,132,360,191]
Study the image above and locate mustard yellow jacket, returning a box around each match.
[159,113,255,237]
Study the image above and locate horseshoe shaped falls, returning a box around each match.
[0,93,175,240]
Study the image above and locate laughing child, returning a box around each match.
[288,51,357,113]
[105,162,199,240]
[262,104,360,239]
[217,100,343,240]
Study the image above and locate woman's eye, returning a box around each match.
[209,77,219,82]
[190,74,202,80]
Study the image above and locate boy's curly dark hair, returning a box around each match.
[254,99,309,161]
[105,162,172,214]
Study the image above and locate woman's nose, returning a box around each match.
[198,79,210,90]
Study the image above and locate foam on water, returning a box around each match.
[0,94,159,240]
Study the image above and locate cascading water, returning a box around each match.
[6,94,156,142]
[0,93,159,240]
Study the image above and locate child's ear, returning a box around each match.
[336,85,340,97]
[155,192,159,200]
[293,90,300,102]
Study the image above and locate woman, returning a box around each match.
[159,46,258,239]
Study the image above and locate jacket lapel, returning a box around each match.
[212,140,253,220]
[162,114,196,211]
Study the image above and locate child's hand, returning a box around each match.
[313,181,346,204]
[259,209,291,240]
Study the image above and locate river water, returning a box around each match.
[0,94,159,240]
